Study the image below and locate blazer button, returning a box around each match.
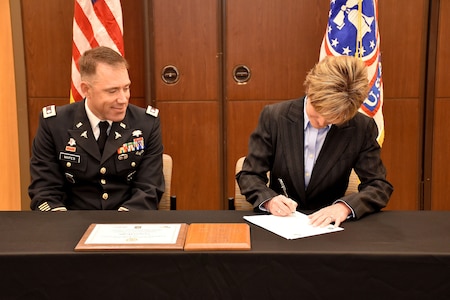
[101,179,106,185]
[102,193,109,200]
[131,162,136,167]
[66,162,71,168]
[100,167,107,174]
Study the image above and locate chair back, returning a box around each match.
[159,154,173,210]
[344,169,359,195]
[234,157,256,211]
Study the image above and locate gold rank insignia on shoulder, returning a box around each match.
[146,105,159,117]
[43,105,56,118]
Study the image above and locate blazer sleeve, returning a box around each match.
[341,117,393,218]
[236,106,278,209]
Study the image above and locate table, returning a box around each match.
[0,210,449,299]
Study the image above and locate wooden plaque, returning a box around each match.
[74,223,188,251]
[184,223,251,251]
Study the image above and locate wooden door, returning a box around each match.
[151,0,222,209]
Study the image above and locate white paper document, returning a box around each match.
[244,212,343,239]
[85,224,181,244]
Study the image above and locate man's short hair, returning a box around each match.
[304,55,369,125]
[78,46,129,79]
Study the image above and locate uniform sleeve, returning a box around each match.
[120,115,164,210]
[28,114,67,211]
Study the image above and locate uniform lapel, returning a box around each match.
[101,120,132,163]
[67,101,101,161]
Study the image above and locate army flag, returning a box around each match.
[70,0,124,103]
[320,0,384,145]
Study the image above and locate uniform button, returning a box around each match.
[101,179,106,185]
[66,162,71,168]
[102,193,109,200]
[131,162,136,167]
[100,167,107,174]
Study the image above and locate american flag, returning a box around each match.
[320,0,384,144]
[70,0,124,103]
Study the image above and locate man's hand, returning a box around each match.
[308,202,351,227]
[264,195,298,216]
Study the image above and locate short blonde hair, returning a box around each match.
[304,55,369,125]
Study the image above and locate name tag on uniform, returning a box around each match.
[59,152,81,163]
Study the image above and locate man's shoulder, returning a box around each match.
[41,102,80,120]
[127,104,160,119]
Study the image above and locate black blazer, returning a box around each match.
[237,97,393,219]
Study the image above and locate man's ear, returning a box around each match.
[80,81,90,97]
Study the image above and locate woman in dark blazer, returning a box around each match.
[237,55,393,228]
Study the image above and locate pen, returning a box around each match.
[278,178,289,198]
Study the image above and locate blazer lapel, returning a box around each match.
[306,122,354,194]
[281,98,307,203]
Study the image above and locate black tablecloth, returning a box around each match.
[0,210,449,299]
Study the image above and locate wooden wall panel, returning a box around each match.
[152,0,219,101]
[378,0,428,98]
[158,102,221,210]
[21,0,73,98]
[431,99,450,210]
[152,0,221,209]
[381,99,420,210]
[377,0,428,210]
[122,1,145,98]
[435,0,450,98]
[431,0,450,210]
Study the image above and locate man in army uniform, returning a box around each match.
[29,46,164,211]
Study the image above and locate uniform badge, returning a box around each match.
[76,122,83,128]
[146,106,159,117]
[118,153,128,160]
[65,172,75,184]
[68,138,76,146]
[120,122,126,129]
[115,132,122,139]
[80,131,88,139]
[43,105,56,118]
[132,130,142,137]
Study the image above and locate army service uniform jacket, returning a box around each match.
[29,100,164,211]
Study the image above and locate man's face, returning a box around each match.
[305,99,330,129]
[82,62,131,122]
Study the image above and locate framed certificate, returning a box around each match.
[74,223,188,251]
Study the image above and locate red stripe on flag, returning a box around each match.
[74,1,99,49]
[93,0,124,55]
[72,41,81,72]
[70,0,124,102]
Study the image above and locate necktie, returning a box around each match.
[97,121,109,154]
